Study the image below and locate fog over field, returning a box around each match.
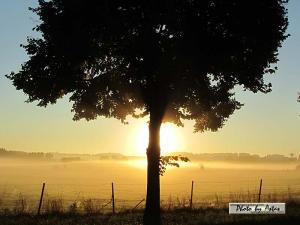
[0,156,300,211]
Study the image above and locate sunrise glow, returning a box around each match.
[134,123,181,155]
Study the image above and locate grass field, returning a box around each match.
[0,158,299,224]
[0,201,299,225]
[0,159,300,212]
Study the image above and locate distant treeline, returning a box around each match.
[61,157,81,162]
[174,152,300,163]
[57,153,129,161]
[1,147,299,163]
[0,148,53,159]
[0,148,130,161]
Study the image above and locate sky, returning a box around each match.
[0,0,299,156]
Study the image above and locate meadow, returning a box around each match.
[0,158,299,215]
[0,203,300,225]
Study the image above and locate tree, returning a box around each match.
[7,1,288,224]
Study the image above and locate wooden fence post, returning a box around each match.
[112,182,115,214]
[190,180,194,209]
[258,179,262,202]
[37,182,45,215]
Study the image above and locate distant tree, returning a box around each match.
[297,92,299,116]
[0,148,7,154]
[7,1,288,224]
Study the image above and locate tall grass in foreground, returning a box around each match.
[0,191,299,215]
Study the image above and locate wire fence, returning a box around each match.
[0,179,300,214]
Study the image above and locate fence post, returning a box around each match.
[258,179,262,202]
[112,182,115,214]
[37,182,45,215]
[190,180,194,209]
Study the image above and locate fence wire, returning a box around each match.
[0,180,300,214]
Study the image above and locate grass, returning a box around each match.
[0,203,299,225]
[0,199,299,225]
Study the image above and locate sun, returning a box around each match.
[135,123,181,155]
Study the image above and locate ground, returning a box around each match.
[0,202,299,225]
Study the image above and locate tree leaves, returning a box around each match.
[159,155,190,176]
[7,0,289,132]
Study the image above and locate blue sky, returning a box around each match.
[0,0,299,156]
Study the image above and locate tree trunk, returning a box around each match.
[143,110,163,225]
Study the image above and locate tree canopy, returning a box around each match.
[7,0,289,132]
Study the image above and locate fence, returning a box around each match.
[1,179,300,214]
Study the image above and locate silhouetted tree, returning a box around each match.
[7,1,288,224]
